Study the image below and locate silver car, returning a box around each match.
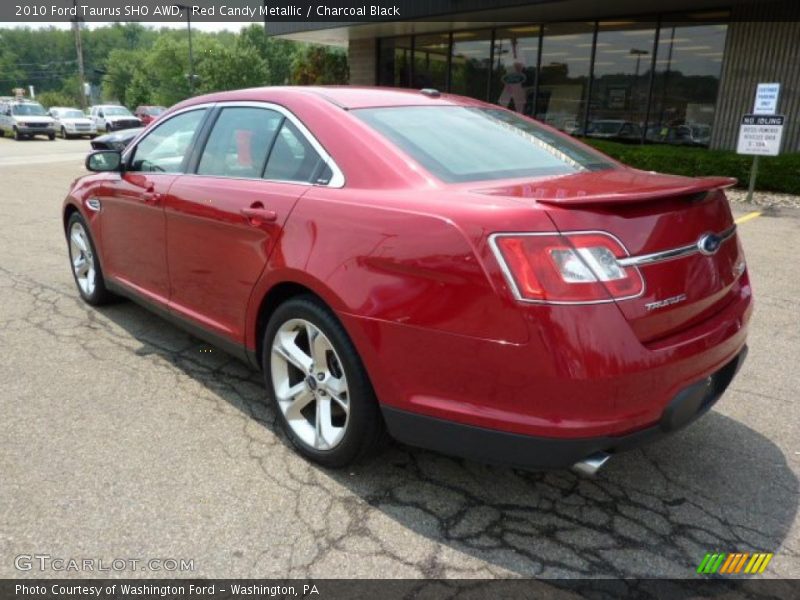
[0,100,56,140]
[49,107,97,139]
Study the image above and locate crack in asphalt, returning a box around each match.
[0,257,797,582]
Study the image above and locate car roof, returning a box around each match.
[181,86,489,111]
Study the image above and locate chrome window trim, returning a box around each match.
[192,100,345,188]
[617,224,737,268]
[487,230,646,306]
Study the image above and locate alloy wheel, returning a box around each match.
[69,221,96,296]
[270,318,350,450]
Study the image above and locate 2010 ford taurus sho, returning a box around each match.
[63,87,751,473]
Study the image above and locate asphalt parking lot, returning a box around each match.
[1,135,798,579]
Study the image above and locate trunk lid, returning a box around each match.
[477,168,746,343]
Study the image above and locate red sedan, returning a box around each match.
[63,87,751,473]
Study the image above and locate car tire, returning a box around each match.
[60,127,68,139]
[13,127,22,141]
[0,128,4,137]
[66,212,115,306]
[263,295,386,467]
[48,133,56,141]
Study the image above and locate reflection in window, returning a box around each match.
[648,22,728,147]
[130,109,205,173]
[587,21,656,143]
[413,34,449,90]
[378,36,412,87]
[492,26,540,115]
[197,107,282,178]
[536,22,595,133]
[450,30,492,100]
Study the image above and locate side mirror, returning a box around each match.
[86,150,122,172]
[98,111,104,118]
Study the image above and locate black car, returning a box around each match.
[90,127,143,151]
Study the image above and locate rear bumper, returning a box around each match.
[382,347,747,470]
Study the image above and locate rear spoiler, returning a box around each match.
[534,177,737,206]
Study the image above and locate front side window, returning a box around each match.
[197,107,283,178]
[103,106,133,117]
[263,121,325,183]
[129,109,206,173]
[355,106,612,183]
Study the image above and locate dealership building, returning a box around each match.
[268,0,800,152]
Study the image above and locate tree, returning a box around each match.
[102,48,145,104]
[291,45,348,85]
[196,39,269,94]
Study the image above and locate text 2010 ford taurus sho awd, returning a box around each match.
[63,87,751,473]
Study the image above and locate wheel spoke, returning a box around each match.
[309,324,330,368]
[316,396,340,448]
[283,388,314,421]
[325,375,347,398]
[70,231,87,252]
[273,330,313,374]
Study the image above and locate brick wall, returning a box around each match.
[348,38,377,85]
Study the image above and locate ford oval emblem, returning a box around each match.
[697,233,722,256]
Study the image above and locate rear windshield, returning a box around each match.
[354,106,613,183]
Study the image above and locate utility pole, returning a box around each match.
[175,4,196,95]
[72,0,87,109]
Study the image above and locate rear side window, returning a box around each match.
[197,107,283,178]
[354,106,613,183]
[129,109,206,174]
[264,121,325,184]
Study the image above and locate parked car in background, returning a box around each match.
[64,87,751,472]
[586,119,643,142]
[646,123,711,147]
[90,104,141,133]
[90,127,142,151]
[0,100,56,140]
[134,105,167,125]
[49,107,97,139]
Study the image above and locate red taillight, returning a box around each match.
[490,232,644,304]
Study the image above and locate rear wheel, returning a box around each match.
[67,213,114,306]
[263,296,385,467]
[48,133,56,141]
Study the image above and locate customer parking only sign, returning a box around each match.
[737,114,785,156]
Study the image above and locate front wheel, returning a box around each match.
[263,296,385,467]
[13,127,22,141]
[60,127,68,139]
[48,133,56,141]
[66,212,115,305]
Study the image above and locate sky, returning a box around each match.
[6,21,251,32]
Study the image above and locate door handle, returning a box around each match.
[241,205,278,225]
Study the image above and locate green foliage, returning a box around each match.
[196,39,269,94]
[585,139,800,195]
[36,90,78,109]
[0,23,345,109]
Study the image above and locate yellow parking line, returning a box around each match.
[735,211,762,225]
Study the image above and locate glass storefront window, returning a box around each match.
[648,21,728,147]
[413,34,450,90]
[378,36,412,87]
[492,26,540,115]
[450,30,493,100]
[587,21,656,142]
[536,22,595,133]
[376,15,729,147]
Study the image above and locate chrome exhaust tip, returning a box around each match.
[571,452,611,477]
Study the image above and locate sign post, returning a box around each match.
[737,83,783,202]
